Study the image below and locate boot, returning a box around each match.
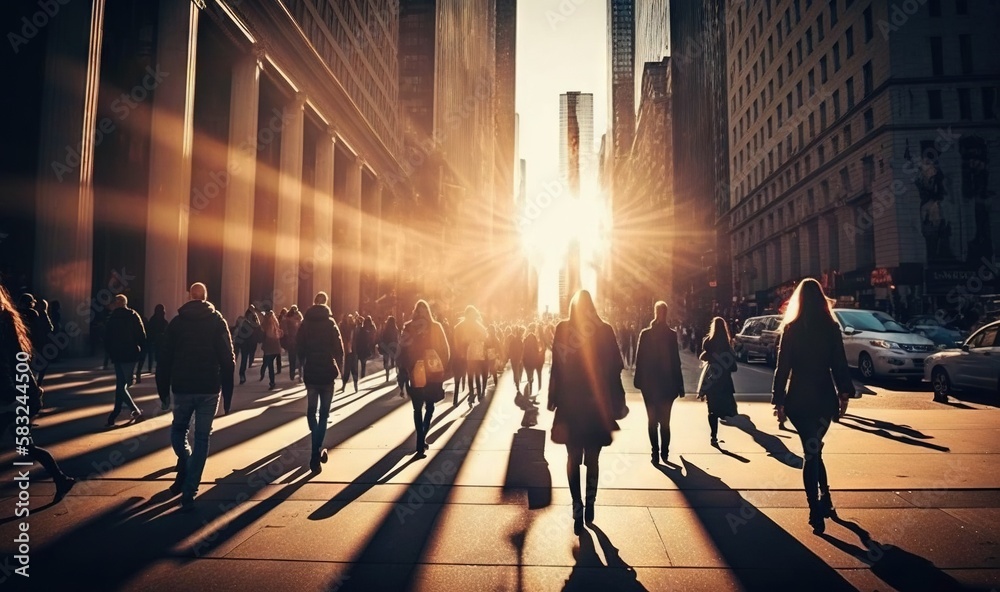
[309,451,321,473]
[808,499,826,534]
[585,474,598,524]
[648,427,659,464]
[819,492,837,519]
[572,500,584,535]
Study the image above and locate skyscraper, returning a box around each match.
[495,0,518,231]
[634,0,670,112]
[608,0,636,196]
[559,92,597,196]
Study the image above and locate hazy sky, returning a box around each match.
[516,0,608,202]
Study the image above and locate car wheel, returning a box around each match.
[932,368,951,399]
[859,352,876,380]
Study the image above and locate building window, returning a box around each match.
[806,155,812,174]
[796,40,803,66]
[797,81,803,107]
[820,102,828,127]
[863,61,873,96]
[984,88,997,119]
[843,123,852,146]
[930,37,944,76]
[928,90,944,119]
[808,70,816,96]
[840,166,852,193]
[827,215,840,269]
[862,156,875,191]
[855,202,875,267]
[790,232,801,278]
[806,28,814,53]
[820,56,828,83]
[959,35,973,74]
[864,108,874,131]
[830,0,838,26]
[818,144,826,165]
[846,26,855,57]
[778,65,784,86]
[833,42,841,71]
[778,103,784,126]
[795,162,801,182]
[818,14,825,41]
[833,89,841,119]
[809,114,815,138]
[846,77,856,109]
[798,122,805,146]
[929,0,941,17]
[958,88,972,120]
[832,135,840,154]
[863,6,873,41]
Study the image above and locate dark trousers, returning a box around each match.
[260,354,277,386]
[467,360,486,397]
[285,346,298,380]
[791,414,833,503]
[110,362,140,421]
[343,352,359,390]
[305,386,334,456]
[643,395,676,453]
[566,445,602,508]
[239,345,257,378]
[411,398,434,451]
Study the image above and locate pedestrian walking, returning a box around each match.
[356,315,377,379]
[0,282,75,502]
[697,317,739,447]
[235,306,261,385]
[104,294,146,427]
[523,323,545,394]
[485,325,502,388]
[276,308,287,375]
[156,282,235,512]
[548,290,627,534]
[634,301,685,464]
[454,305,487,404]
[772,278,855,534]
[448,314,468,404]
[340,314,360,393]
[296,292,344,473]
[281,305,303,382]
[399,300,450,458]
[378,316,400,382]
[137,304,168,383]
[259,307,281,389]
[30,297,54,385]
[507,325,525,396]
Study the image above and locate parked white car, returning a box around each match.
[832,309,937,381]
[925,320,1000,399]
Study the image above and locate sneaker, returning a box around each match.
[131,410,145,423]
[180,496,196,513]
[309,456,321,473]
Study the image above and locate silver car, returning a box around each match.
[833,309,937,381]
[925,320,1000,398]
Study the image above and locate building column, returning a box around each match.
[312,128,337,300]
[220,49,262,323]
[145,0,198,316]
[343,156,364,313]
[372,180,384,294]
[273,92,306,308]
[34,0,106,355]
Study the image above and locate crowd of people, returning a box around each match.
[1,276,855,536]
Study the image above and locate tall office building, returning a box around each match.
[634,0,670,112]
[559,92,597,195]
[670,0,729,319]
[495,0,518,233]
[727,0,1000,316]
[608,0,636,197]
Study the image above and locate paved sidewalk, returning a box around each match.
[1,355,999,590]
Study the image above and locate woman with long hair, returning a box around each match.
[259,308,282,389]
[0,282,75,501]
[772,278,854,533]
[548,290,627,534]
[399,300,450,457]
[698,316,739,447]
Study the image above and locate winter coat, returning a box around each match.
[378,323,400,359]
[548,318,626,447]
[634,322,685,402]
[399,317,451,403]
[454,318,487,361]
[280,310,303,349]
[522,333,544,369]
[260,313,282,355]
[354,322,376,360]
[233,311,261,352]
[699,336,738,418]
[772,319,855,422]
[296,304,345,387]
[155,300,235,410]
[105,306,146,363]
[145,311,168,350]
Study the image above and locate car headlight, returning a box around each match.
[869,339,901,349]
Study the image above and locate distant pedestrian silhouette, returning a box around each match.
[104,294,146,427]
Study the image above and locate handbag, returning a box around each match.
[696,361,712,396]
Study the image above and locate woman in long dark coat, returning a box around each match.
[699,316,739,447]
[772,278,854,534]
[548,290,626,534]
[634,301,685,464]
[399,300,450,458]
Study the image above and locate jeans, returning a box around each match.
[411,398,434,451]
[305,386,334,456]
[791,415,833,503]
[260,354,277,385]
[286,346,298,380]
[642,395,676,453]
[111,362,140,420]
[171,393,219,499]
[343,352,359,390]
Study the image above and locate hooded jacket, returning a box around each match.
[296,304,345,387]
[156,300,235,410]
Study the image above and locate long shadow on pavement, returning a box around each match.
[837,414,951,453]
[657,457,856,591]
[333,389,500,591]
[821,516,968,591]
[561,525,647,591]
[725,414,803,468]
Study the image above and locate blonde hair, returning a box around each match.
[781,278,837,328]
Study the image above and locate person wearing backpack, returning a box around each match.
[296,292,344,473]
[454,305,488,404]
[399,300,450,458]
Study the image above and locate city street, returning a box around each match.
[1,352,998,591]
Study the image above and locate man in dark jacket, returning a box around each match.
[296,291,344,472]
[104,294,146,428]
[156,282,235,511]
[633,300,685,464]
